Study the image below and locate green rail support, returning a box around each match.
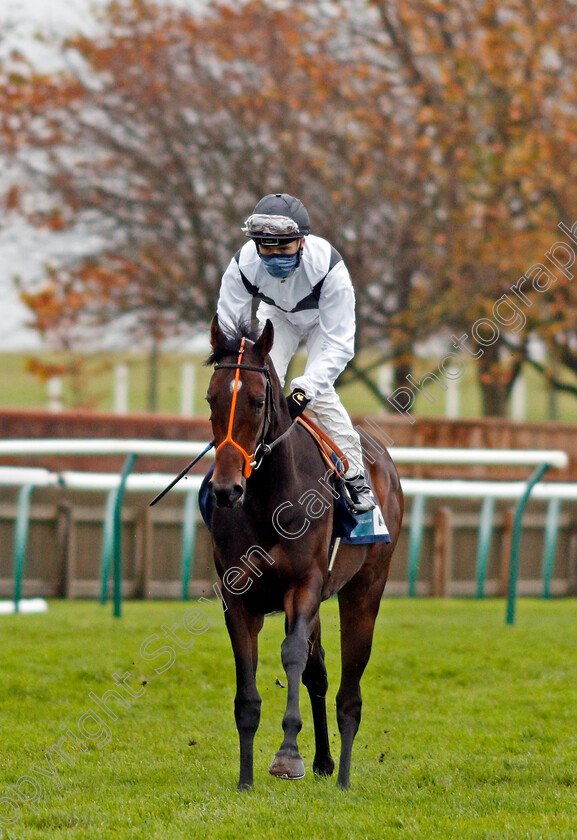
[100,490,117,605]
[506,462,550,625]
[112,453,138,618]
[475,496,496,599]
[13,483,35,614]
[542,497,562,599]
[408,494,427,597]
[181,490,199,600]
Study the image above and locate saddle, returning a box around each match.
[296,414,349,477]
[297,414,390,551]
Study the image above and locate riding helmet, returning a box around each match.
[242,193,310,245]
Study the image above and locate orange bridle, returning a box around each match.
[214,339,269,479]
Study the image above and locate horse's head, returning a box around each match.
[206,315,276,508]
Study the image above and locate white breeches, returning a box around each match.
[257,304,364,477]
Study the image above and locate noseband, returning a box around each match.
[213,339,274,478]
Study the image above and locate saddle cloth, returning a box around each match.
[334,488,391,545]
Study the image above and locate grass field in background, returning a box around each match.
[2,598,577,839]
[2,349,577,421]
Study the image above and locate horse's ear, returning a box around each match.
[210,314,225,351]
[254,319,274,359]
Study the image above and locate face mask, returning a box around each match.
[259,251,299,279]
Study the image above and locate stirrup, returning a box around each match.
[342,474,376,514]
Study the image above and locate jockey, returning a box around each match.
[216,192,375,513]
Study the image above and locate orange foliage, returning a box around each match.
[1,0,577,411]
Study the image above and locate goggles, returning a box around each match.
[241,213,301,239]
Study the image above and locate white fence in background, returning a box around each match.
[42,360,550,421]
[44,362,198,416]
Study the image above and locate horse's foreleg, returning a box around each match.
[268,611,309,780]
[270,573,325,782]
[225,605,264,791]
[302,614,334,777]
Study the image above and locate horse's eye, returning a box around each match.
[253,399,265,411]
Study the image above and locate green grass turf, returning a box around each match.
[2,598,577,839]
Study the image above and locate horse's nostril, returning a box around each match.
[212,482,244,508]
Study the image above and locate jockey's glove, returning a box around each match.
[286,389,309,421]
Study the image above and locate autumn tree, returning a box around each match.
[0,1,354,407]
[3,0,577,417]
[1,2,349,341]
[341,0,577,414]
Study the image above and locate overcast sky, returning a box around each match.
[2,0,104,33]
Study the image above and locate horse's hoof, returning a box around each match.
[237,781,253,792]
[269,753,305,780]
[313,756,335,777]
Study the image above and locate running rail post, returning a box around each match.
[100,490,117,605]
[13,484,35,613]
[542,496,562,599]
[475,496,496,599]
[113,453,138,618]
[407,494,427,597]
[181,490,199,600]
[506,462,550,625]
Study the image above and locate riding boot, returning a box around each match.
[342,473,376,514]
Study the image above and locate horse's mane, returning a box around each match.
[205,321,260,366]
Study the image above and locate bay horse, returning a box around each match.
[205,315,403,790]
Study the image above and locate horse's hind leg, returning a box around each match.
[302,613,335,777]
[336,560,389,789]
